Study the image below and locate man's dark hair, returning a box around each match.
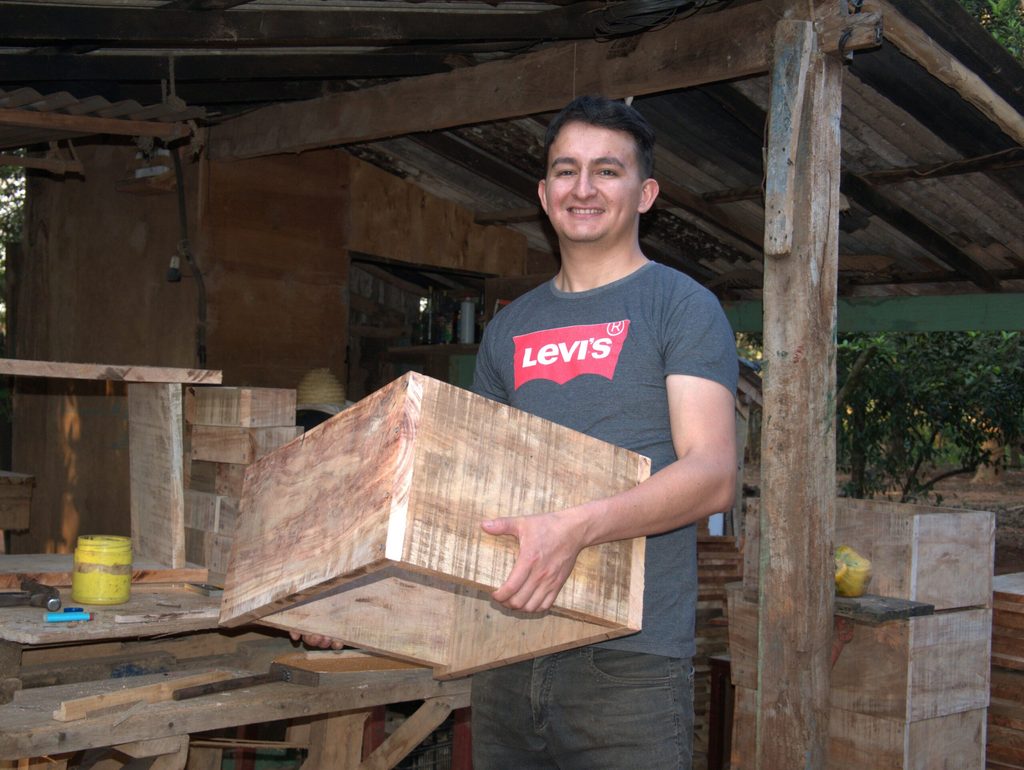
[543,95,656,179]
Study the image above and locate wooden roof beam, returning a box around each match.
[873,0,1024,148]
[0,4,605,47]
[0,107,190,140]
[209,2,882,160]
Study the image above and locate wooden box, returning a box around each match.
[743,498,994,611]
[219,372,649,679]
[725,582,990,721]
[185,385,296,428]
[834,498,994,611]
[730,686,987,770]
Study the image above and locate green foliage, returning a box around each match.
[836,331,1024,502]
[958,0,1024,61]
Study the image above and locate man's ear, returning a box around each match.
[638,178,659,214]
[538,179,550,215]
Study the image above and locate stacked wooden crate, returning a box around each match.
[728,498,994,769]
[184,386,301,584]
[693,534,743,768]
[986,572,1024,768]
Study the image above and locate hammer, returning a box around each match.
[0,577,62,611]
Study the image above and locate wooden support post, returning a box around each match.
[359,697,457,770]
[301,711,369,770]
[115,735,190,770]
[128,383,186,568]
[757,10,842,770]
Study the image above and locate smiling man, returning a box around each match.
[471,95,739,769]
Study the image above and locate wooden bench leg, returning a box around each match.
[184,745,222,770]
[0,640,22,704]
[114,735,189,770]
[359,697,457,770]
[301,711,369,770]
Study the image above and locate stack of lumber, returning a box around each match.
[183,386,301,584]
[987,572,1024,768]
[693,534,743,769]
[218,372,648,679]
[728,498,995,769]
[0,471,33,533]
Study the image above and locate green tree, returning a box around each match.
[836,331,1024,502]
[958,0,1024,61]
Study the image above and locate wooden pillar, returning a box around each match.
[757,7,842,769]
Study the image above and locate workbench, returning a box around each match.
[0,584,472,769]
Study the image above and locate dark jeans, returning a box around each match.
[471,647,694,770]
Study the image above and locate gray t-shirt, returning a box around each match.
[472,261,737,659]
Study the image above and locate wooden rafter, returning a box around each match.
[208,2,882,160]
[0,4,605,46]
[0,107,190,140]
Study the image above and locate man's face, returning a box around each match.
[538,121,658,248]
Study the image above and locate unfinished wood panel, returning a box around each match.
[757,14,842,768]
[345,154,527,277]
[0,360,219,384]
[0,554,207,588]
[184,386,295,428]
[828,707,987,770]
[221,372,647,678]
[11,145,200,555]
[199,150,349,391]
[187,461,246,498]
[128,383,185,568]
[188,425,302,465]
[834,498,994,610]
[732,686,987,770]
[830,608,991,721]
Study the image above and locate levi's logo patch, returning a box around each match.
[513,320,630,389]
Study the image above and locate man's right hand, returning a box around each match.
[289,630,345,650]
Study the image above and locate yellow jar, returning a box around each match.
[71,535,132,605]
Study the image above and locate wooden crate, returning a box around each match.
[743,498,994,611]
[219,372,649,679]
[185,385,296,428]
[834,498,994,611]
[730,686,987,770]
[725,583,990,721]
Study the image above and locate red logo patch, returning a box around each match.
[513,321,630,389]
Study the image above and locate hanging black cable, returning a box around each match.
[171,144,208,368]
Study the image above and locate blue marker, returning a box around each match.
[45,611,92,622]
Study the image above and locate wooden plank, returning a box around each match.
[0,108,190,142]
[757,10,842,768]
[833,593,934,624]
[220,372,647,678]
[303,711,367,770]
[0,666,471,760]
[51,671,236,722]
[0,359,220,384]
[184,386,296,428]
[359,697,456,770]
[188,425,302,465]
[0,555,207,589]
[128,383,186,568]
[0,586,221,644]
[875,0,1024,147]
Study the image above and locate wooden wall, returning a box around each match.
[198,149,350,390]
[9,144,527,557]
[10,143,199,553]
[345,154,527,277]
